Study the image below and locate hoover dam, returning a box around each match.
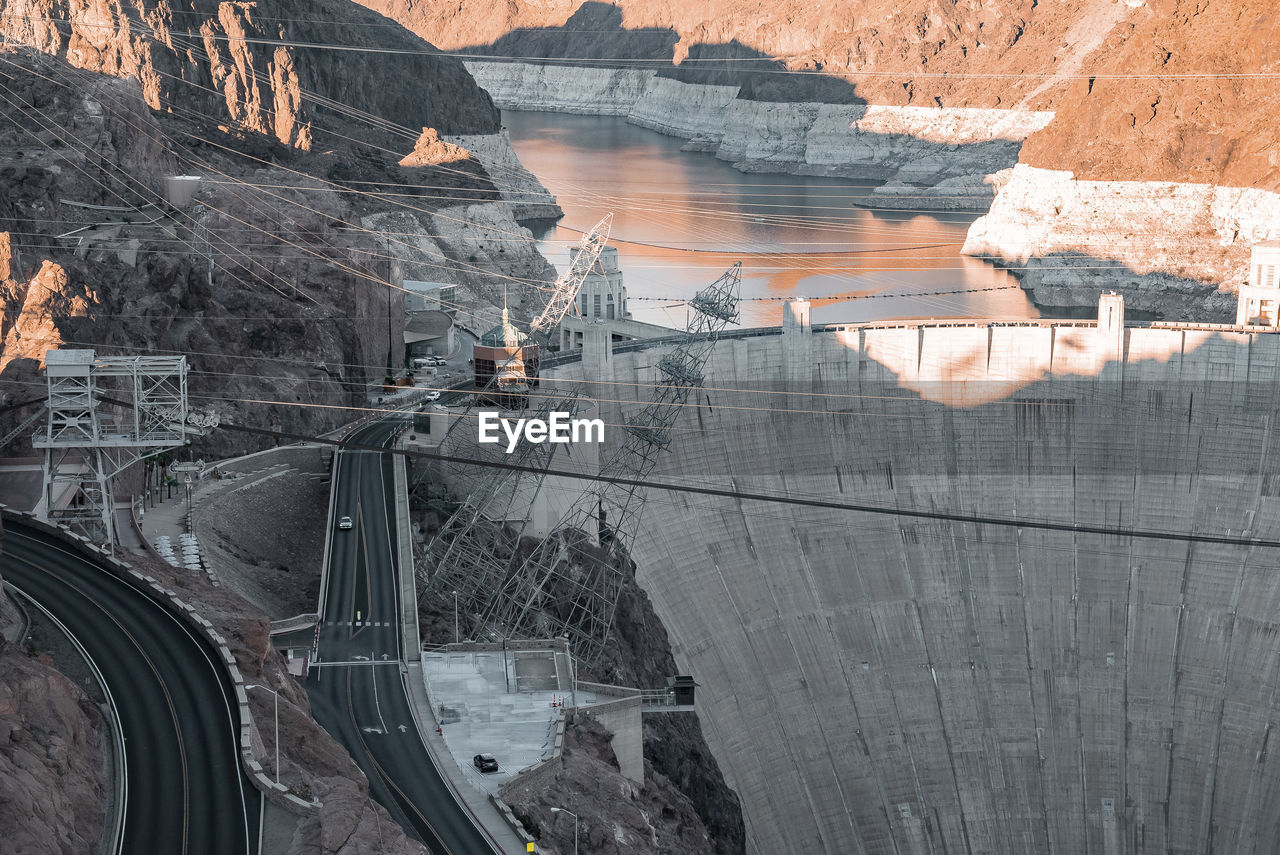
[544,294,1280,854]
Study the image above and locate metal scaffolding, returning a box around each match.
[417,390,583,615]
[478,263,742,662]
[33,349,216,546]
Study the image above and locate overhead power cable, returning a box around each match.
[211,418,1280,550]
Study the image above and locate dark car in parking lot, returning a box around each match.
[473,753,498,773]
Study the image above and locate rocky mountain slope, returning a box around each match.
[362,0,1279,191]
[1019,0,1280,192]
[366,0,1280,319]
[1,0,499,147]
[0,43,551,456]
[0,519,107,855]
[360,0,1114,109]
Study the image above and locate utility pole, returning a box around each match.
[550,807,579,855]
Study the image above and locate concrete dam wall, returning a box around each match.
[547,302,1280,854]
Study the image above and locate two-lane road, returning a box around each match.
[3,521,261,855]
[307,419,499,855]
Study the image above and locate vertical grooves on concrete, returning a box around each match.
[580,319,1280,855]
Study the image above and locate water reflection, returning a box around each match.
[504,111,1036,328]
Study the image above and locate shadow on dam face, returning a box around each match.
[547,313,1280,855]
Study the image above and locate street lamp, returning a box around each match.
[453,590,459,644]
[550,807,579,855]
[245,684,281,785]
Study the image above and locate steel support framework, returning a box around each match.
[530,214,612,337]
[34,349,210,546]
[417,391,583,617]
[479,263,742,662]
[414,218,614,619]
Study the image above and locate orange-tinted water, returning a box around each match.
[504,111,1037,328]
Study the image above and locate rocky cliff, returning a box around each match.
[371,0,1280,315]
[362,0,1279,190]
[0,645,108,854]
[0,46,555,456]
[1,0,499,149]
[358,0,1121,109]
[501,714,726,855]
[963,165,1280,320]
[0,519,108,855]
[465,61,1052,186]
[1019,0,1280,193]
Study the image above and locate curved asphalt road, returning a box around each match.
[306,418,500,855]
[2,521,261,854]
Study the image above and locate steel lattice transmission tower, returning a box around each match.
[417,390,584,611]
[34,349,217,546]
[480,263,742,662]
[414,216,612,627]
[531,214,612,338]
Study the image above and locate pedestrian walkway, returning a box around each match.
[131,477,215,558]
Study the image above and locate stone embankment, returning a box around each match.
[445,132,563,221]
[964,165,1280,320]
[466,61,1052,199]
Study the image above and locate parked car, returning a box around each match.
[473,753,499,773]
[338,515,353,530]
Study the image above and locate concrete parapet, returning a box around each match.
[488,794,541,852]
[267,613,320,636]
[392,447,421,661]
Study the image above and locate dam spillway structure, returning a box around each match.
[540,293,1280,854]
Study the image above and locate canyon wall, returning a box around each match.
[358,0,1118,109]
[467,61,1052,185]
[0,0,500,150]
[965,166,1280,320]
[547,311,1280,854]
[365,0,1280,316]
[0,49,557,457]
[445,132,564,221]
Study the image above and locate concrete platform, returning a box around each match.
[421,646,598,797]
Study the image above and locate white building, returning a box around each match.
[404,280,458,316]
[557,246,671,350]
[1236,240,1280,326]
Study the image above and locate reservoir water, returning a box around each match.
[503,111,1037,329]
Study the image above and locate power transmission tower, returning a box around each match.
[531,214,612,338]
[478,263,742,662]
[418,391,584,620]
[34,349,218,546]
[413,216,613,627]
